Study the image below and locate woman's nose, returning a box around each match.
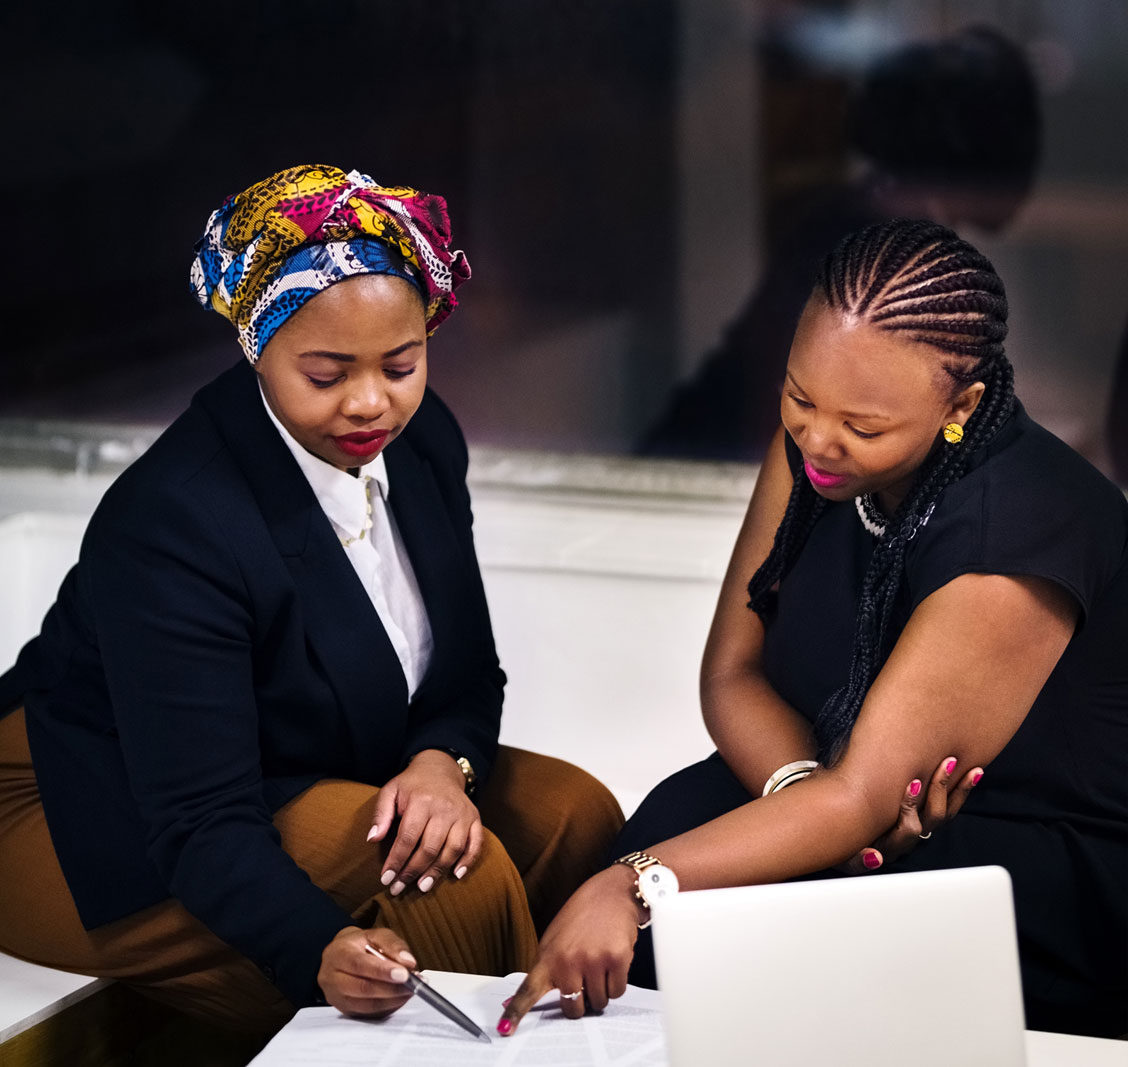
[798,419,842,461]
[340,380,388,420]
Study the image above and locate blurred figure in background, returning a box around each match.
[640,24,1041,463]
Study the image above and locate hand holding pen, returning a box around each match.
[317,926,418,1021]
[316,926,491,1042]
[364,944,491,1042]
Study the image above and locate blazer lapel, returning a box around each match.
[193,361,408,775]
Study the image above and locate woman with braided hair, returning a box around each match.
[501,219,1127,1039]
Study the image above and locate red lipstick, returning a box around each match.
[804,459,849,490]
[333,430,389,459]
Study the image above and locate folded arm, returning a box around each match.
[665,569,1078,886]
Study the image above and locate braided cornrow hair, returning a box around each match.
[746,218,1016,762]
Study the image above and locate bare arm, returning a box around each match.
[663,571,1078,887]
[700,426,817,794]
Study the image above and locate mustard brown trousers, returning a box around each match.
[0,708,623,1037]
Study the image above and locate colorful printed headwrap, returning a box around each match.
[190,164,471,363]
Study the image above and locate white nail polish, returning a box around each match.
[390,966,409,983]
[391,880,406,896]
[455,866,468,880]
[366,825,381,842]
[381,869,396,886]
[418,876,434,893]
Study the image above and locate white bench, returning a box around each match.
[0,957,107,1049]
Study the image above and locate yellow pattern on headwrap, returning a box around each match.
[348,198,421,269]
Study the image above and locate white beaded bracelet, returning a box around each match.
[761,759,820,797]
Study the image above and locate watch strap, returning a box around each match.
[441,748,477,796]
[615,851,666,929]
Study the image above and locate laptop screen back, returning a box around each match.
[651,865,1026,1067]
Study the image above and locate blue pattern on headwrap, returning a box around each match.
[250,240,420,357]
[254,288,321,355]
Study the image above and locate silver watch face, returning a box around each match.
[638,864,680,907]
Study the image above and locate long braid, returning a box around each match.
[746,475,826,617]
[747,219,1016,762]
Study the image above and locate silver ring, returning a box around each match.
[559,989,583,1001]
[919,831,932,840]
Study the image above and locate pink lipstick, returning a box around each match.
[804,459,849,490]
[333,430,389,459]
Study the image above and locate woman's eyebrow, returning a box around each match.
[380,340,425,359]
[785,371,892,422]
[298,350,356,363]
[298,339,424,363]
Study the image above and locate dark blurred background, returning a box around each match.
[2,0,1126,479]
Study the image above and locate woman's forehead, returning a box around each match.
[788,301,944,415]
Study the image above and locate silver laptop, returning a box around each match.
[652,865,1026,1067]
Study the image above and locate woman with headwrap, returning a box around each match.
[0,165,622,1047]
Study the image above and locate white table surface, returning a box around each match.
[253,971,1127,1066]
[1023,1028,1127,1066]
[0,953,107,1043]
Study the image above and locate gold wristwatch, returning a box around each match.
[615,851,680,929]
[443,748,477,797]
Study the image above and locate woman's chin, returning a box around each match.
[809,480,855,502]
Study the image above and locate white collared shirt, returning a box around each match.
[260,389,433,698]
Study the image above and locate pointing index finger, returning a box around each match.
[497,968,553,1036]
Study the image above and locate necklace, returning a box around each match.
[854,493,887,538]
[339,479,374,547]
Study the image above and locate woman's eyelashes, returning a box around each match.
[788,394,881,439]
[383,365,417,380]
[305,366,416,389]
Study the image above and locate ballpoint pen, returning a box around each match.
[365,944,492,1043]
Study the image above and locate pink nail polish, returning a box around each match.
[863,851,881,869]
[945,758,957,775]
[909,780,922,797]
[497,1019,512,1035]
[971,771,983,785]
[502,996,513,1007]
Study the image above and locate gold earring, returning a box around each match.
[942,423,964,445]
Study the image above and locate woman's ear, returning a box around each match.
[946,381,986,429]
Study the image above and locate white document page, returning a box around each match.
[250,973,667,1067]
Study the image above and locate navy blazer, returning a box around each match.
[0,359,505,1005]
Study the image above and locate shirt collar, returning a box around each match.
[259,385,391,540]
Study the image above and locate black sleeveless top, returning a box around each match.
[764,403,1127,1035]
